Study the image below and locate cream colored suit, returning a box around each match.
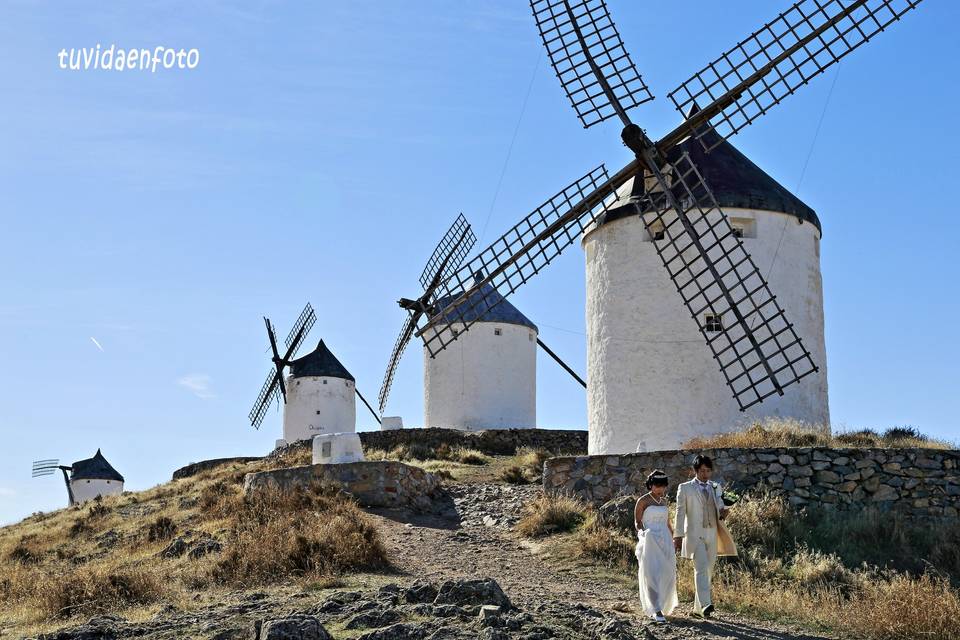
[673,479,738,612]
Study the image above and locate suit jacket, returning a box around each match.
[673,479,738,559]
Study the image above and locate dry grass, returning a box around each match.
[515,493,588,538]
[210,483,388,586]
[0,457,388,632]
[573,514,635,570]
[365,443,490,466]
[683,418,954,450]
[499,447,551,485]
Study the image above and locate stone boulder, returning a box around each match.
[356,623,429,640]
[596,496,636,533]
[255,615,331,640]
[433,578,511,610]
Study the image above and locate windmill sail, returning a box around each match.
[377,313,418,414]
[638,151,819,409]
[419,213,476,293]
[31,459,60,477]
[249,366,283,429]
[284,303,317,350]
[531,0,653,128]
[248,303,316,429]
[666,0,924,150]
[419,164,619,357]
[377,215,477,414]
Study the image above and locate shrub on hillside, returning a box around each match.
[34,564,165,619]
[516,494,587,538]
[210,484,388,586]
[146,516,176,543]
[574,514,635,570]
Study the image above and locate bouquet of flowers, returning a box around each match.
[720,486,741,507]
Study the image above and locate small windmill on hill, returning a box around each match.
[404,0,924,452]
[249,302,380,448]
[32,450,125,506]
[378,214,586,430]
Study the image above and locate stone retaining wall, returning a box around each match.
[357,428,587,456]
[543,447,960,519]
[172,457,263,480]
[243,461,444,512]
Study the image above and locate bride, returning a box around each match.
[634,470,678,623]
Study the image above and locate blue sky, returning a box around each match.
[1,1,957,525]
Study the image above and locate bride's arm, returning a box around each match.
[634,497,647,532]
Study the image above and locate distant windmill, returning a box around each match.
[249,303,380,447]
[32,449,124,507]
[408,0,924,452]
[378,214,586,430]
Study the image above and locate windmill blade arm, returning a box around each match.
[640,151,818,410]
[531,0,653,128]
[662,0,923,151]
[378,313,419,414]
[284,303,317,350]
[418,162,630,357]
[419,214,477,291]
[249,368,282,429]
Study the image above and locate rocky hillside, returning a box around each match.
[3,440,956,639]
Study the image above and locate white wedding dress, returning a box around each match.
[635,503,678,618]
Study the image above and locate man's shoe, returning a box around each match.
[654,612,666,624]
[702,604,714,618]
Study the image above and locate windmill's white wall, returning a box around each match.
[70,478,123,505]
[583,208,829,454]
[312,433,365,465]
[282,375,356,444]
[423,322,537,430]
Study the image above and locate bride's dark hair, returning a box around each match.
[645,469,669,490]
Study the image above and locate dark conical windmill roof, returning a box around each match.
[289,340,355,381]
[598,124,821,234]
[431,282,538,331]
[70,449,124,482]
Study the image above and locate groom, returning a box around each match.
[673,454,738,618]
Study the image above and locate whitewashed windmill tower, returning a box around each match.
[378,214,586,430]
[424,281,539,430]
[584,127,829,453]
[32,449,125,506]
[406,1,921,452]
[249,303,379,462]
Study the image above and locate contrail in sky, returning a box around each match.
[90,337,104,352]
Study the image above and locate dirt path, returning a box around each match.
[372,481,839,640]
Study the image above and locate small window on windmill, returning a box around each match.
[730,217,756,239]
[705,314,723,333]
[316,410,321,415]
[322,379,328,385]
[494,328,502,336]
[321,441,332,458]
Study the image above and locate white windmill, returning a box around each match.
[407,0,924,454]
[32,449,125,506]
[249,303,379,463]
[378,214,586,430]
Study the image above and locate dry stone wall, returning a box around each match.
[243,461,444,512]
[357,428,587,456]
[543,447,960,519]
